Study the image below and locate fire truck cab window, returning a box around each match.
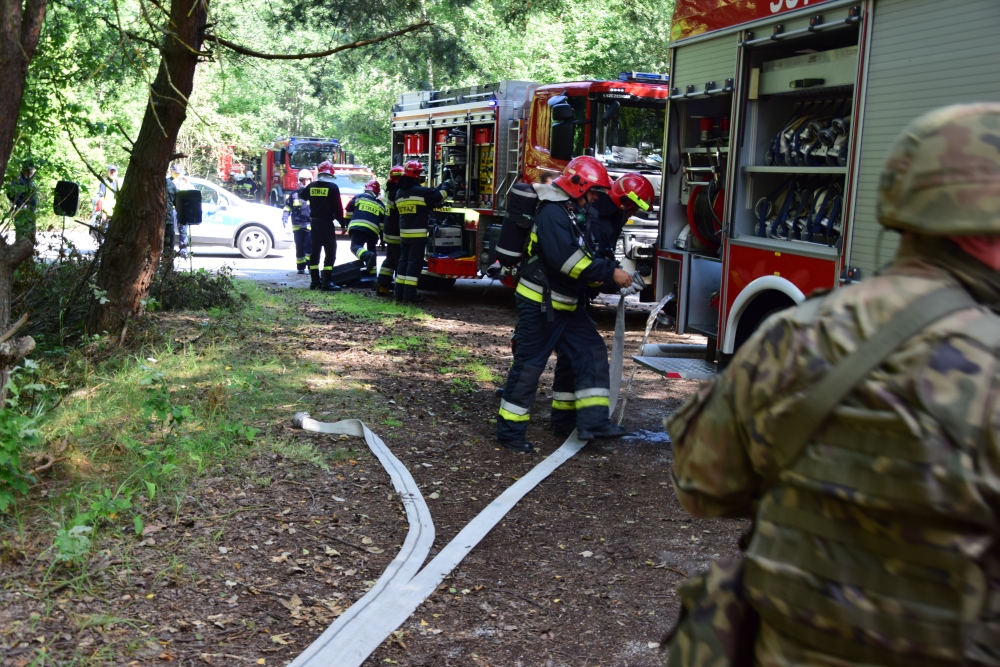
[595,102,663,168]
[289,150,333,169]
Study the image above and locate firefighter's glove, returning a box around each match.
[619,271,646,297]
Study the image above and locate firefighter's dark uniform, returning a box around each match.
[283,191,313,272]
[393,176,448,302]
[379,182,402,293]
[345,191,384,277]
[496,185,617,444]
[297,176,343,289]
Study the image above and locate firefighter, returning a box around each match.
[93,164,121,226]
[587,172,655,262]
[345,179,385,279]
[393,160,451,304]
[297,160,343,292]
[548,173,655,437]
[495,156,634,453]
[377,165,405,297]
[283,169,314,274]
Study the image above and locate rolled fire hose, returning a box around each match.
[289,296,628,667]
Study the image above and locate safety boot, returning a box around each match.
[376,285,393,297]
[576,424,629,441]
[297,268,305,275]
[320,270,342,293]
[309,269,322,290]
[495,438,535,454]
[362,250,377,274]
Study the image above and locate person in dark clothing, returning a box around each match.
[585,172,655,263]
[164,171,178,252]
[378,165,405,296]
[7,161,38,237]
[297,160,343,292]
[393,160,450,304]
[345,179,385,279]
[495,156,633,453]
[283,169,314,274]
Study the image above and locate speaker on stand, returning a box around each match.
[174,189,202,270]
[53,181,80,257]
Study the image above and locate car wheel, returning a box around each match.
[237,226,272,259]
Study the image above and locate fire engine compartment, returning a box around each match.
[656,3,862,346]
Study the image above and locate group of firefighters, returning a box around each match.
[280,155,656,453]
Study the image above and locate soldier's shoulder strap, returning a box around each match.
[771,286,978,476]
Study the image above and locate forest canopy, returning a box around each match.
[10,0,675,200]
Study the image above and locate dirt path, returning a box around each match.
[291,282,747,667]
[0,283,746,667]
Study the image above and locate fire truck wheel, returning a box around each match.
[237,225,273,259]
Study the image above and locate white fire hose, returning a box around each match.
[289,296,627,667]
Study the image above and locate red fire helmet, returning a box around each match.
[610,173,655,212]
[316,161,335,176]
[553,156,613,199]
[403,160,425,178]
[365,179,381,196]
[388,165,405,183]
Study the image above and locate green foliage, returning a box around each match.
[52,525,93,565]
[0,362,48,511]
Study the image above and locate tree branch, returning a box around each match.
[205,20,430,60]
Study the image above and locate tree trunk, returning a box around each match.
[86,0,207,335]
[0,0,46,181]
[0,0,47,387]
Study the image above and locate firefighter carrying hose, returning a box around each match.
[297,160,343,292]
[283,169,314,274]
[550,172,655,438]
[495,156,634,453]
[393,160,451,304]
[377,165,405,297]
[345,179,385,280]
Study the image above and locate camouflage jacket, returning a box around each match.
[666,248,1000,666]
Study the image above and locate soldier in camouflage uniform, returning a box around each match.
[665,103,1000,666]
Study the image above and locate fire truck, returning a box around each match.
[388,75,669,292]
[261,137,373,211]
[632,0,1000,380]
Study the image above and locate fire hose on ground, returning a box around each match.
[288,295,628,667]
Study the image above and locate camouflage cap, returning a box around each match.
[877,103,1000,235]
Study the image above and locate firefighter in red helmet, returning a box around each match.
[296,160,343,291]
[495,156,633,453]
[586,172,655,265]
[378,165,405,296]
[392,160,451,303]
[344,179,385,280]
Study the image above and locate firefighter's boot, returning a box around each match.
[309,269,322,291]
[320,270,342,293]
[362,250,377,275]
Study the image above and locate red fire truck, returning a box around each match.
[261,137,373,210]
[632,0,1000,380]
[389,75,669,292]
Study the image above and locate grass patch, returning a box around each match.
[285,289,430,323]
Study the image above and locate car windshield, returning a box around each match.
[333,174,372,193]
[594,101,664,168]
[290,150,335,168]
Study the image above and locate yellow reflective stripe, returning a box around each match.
[575,396,610,409]
[552,400,576,411]
[576,388,610,399]
[354,247,367,259]
[515,281,543,303]
[357,200,385,215]
[500,399,529,416]
[344,212,353,219]
[283,206,292,213]
[309,264,320,270]
[400,229,427,238]
[379,267,394,276]
[563,250,593,279]
[499,408,530,422]
[348,221,380,235]
[552,300,577,312]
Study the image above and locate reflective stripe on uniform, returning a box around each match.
[552,391,577,411]
[396,197,426,215]
[499,399,530,422]
[497,246,522,258]
[499,408,530,422]
[576,396,610,409]
[379,266,394,277]
[383,234,401,243]
[348,220,380,235]
[561,249,593,279]
[398,275,420,286]
[575,388,610,399]
[354,247,367,260]
[356,200,385,215]
[400,228,428,238]
[516,279,544,303]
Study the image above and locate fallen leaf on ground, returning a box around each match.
[270,634,292,645]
